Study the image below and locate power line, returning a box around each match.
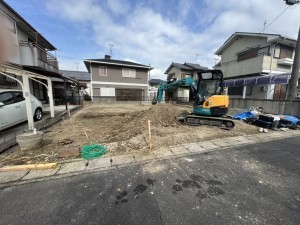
[261,5,290,33]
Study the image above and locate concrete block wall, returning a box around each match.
[230,98,300,117]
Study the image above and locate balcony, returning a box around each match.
[19,41,59,73]
[277,58,293,66]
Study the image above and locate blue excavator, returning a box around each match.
[152,69,235,129]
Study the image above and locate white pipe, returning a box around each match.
[47,77,55,118]
[23,73,35,130]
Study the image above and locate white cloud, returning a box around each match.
[58,58,87,72]
[46,0,300,79]
[106,0,129,15]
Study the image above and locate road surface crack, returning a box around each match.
[153,195,164,224]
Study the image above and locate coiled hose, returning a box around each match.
[81,144,106,160]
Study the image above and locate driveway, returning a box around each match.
[0,105,80,152]
[0,137,299,225]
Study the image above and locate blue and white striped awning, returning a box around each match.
[224,74,290,87]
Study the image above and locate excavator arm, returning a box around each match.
[153,77,198,104]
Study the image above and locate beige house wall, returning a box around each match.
[91,64,148,85]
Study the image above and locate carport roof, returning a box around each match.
[224,73,290,87]
[22,66,64,79]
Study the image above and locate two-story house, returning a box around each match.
[0,0,60,97]
[164,62,208,102]
[148,78,166,100]
[0,0,63,129]
[84,55,153,101]
[214,32,298,100]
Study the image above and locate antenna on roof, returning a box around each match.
[262,20,267,33]
[107,43,114,58]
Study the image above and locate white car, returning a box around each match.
[0,89,43,131]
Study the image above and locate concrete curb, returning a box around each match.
[1,130,300,188]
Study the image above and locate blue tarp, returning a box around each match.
[233,111,256,120]
[233,111,300,125]
[278,115,300,125]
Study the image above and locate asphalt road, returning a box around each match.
[1,137,300,225]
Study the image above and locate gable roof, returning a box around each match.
[215,32,296,55]
[164,62,208,74]
[0,0,56,50]
[59,70,91,81]
[149,79,166,85]
[84,58,153,72]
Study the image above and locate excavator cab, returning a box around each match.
[193,70,229,117]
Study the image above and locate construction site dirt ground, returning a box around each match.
[0,103,261,166]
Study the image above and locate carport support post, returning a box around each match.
[64,78,67,110]
[242,86,247,99]
[23,73,34,131]
[47,77,55,118]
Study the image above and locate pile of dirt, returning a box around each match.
[138,104,183,126]
[106,104,183,142]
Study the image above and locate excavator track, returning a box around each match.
[183,114,235,129]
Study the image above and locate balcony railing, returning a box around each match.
[277,58,293,66]
[19,41,59,72]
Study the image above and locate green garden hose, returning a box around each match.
[81,144,106,160]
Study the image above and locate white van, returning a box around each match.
[0,89,43,131]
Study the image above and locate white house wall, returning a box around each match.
[219,36,269,78]
[221,36,268,61]
[177,88,189,98]
[167,67,181,80]
[221,55,264,78]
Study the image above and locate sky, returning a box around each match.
[5,0,300,79]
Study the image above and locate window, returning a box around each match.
[0,92,14,105]
[228,87,243,95]
[279,45,293,59]
[237,49,258,62]
[14,92,25,103]
[99,66,107,76]
[122,69,136,78]
[227,86,252,96]
[100,87,115,96]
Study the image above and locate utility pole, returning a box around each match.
[284,0,300,100]
[286,27,300,100]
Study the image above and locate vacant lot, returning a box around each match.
[0,103,259,165]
